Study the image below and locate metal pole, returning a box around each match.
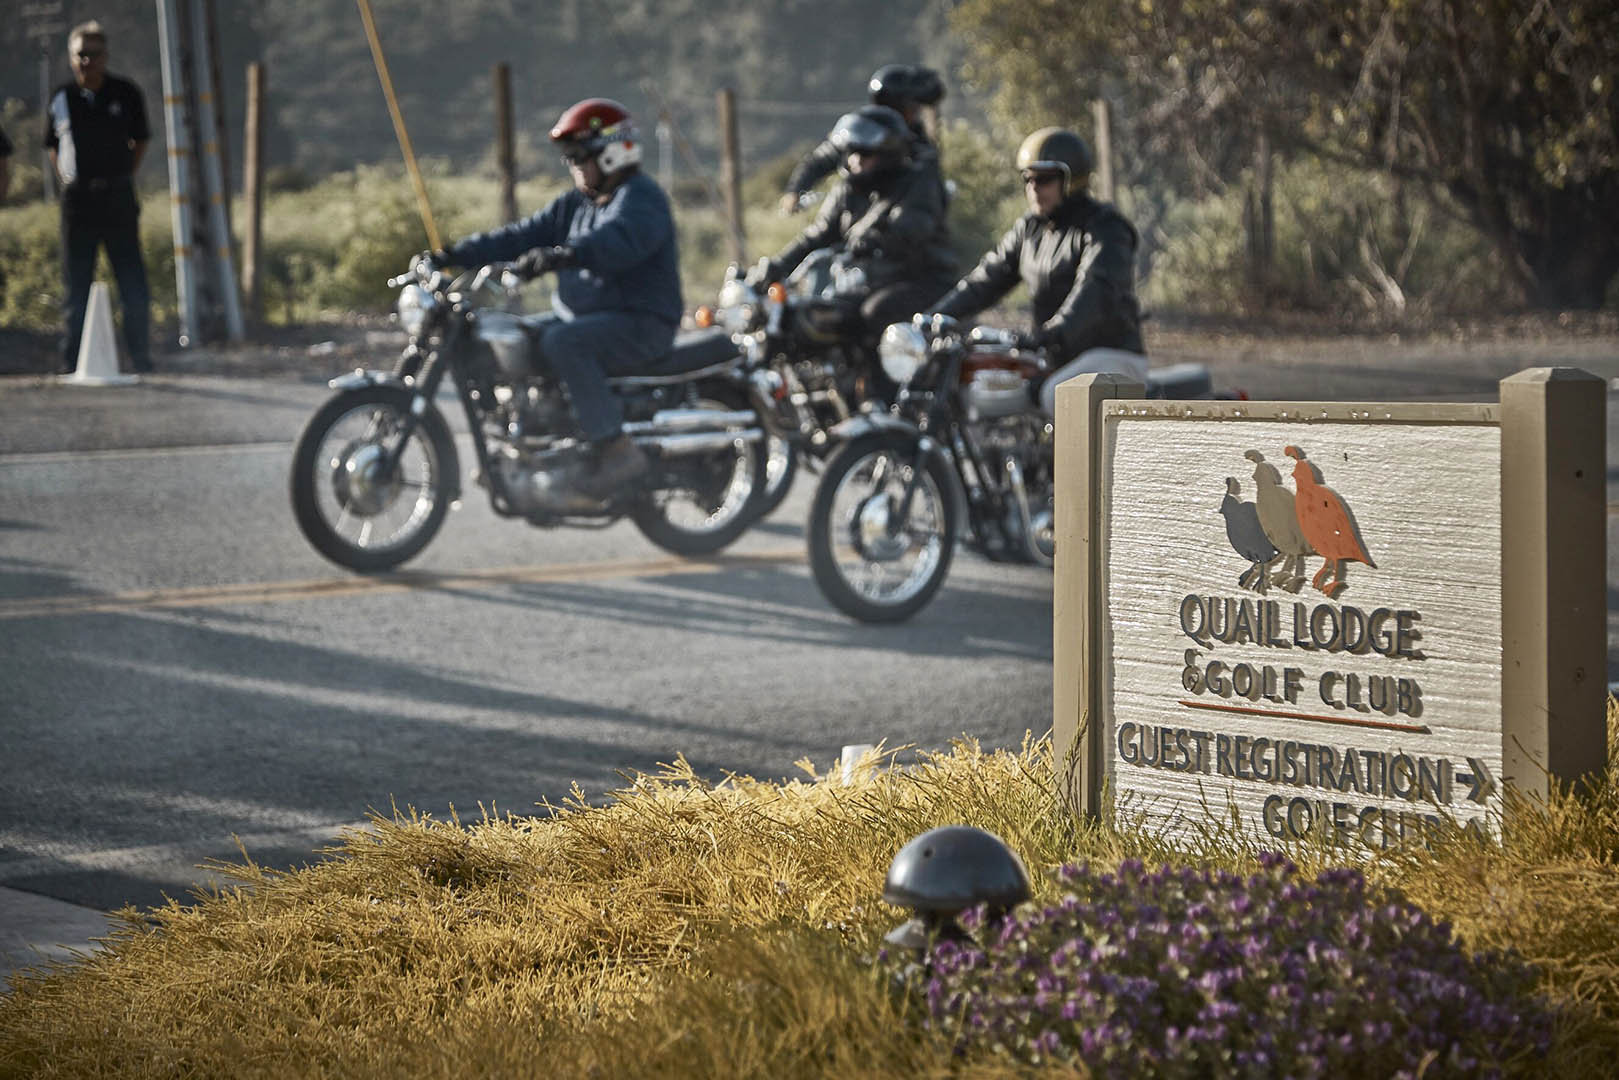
[717,88,745,265]
[188,0,244,341]
[155,0,199,346]
[493,62,517,225]
[242,61,264,327]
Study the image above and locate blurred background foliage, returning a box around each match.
[1,0,1614,333]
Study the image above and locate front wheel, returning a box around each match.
[290,385,457,572]
[807,432,958,623]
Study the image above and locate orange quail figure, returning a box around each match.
[1283,445,1374,597]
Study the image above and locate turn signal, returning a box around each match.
[694,305,715,328]
[766,282,788,304]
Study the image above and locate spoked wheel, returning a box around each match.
[631,393,769,556]
[752,434,799,521]
[290,385,457,572]
[807,431,958,622]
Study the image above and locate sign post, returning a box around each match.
[1054,369,1606,848]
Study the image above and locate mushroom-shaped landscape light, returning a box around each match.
[882,825,1031,953]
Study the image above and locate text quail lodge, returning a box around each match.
[1177,595,1424,717]
[1109,592,1497,847]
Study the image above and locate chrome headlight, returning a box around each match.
[716,279,757,334]
[396,283,436,338]
[879,321,927,385]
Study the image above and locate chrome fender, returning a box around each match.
[327,368,409,391]
[825,413,967,524]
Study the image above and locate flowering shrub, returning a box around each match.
[915,854,1556,1077]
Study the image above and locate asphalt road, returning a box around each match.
[0,371,1053,913]
[2,338,1616,917]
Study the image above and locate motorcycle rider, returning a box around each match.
[751,106,956,366]
[929,127,1147,409]
[779,64,945,214]
[429,98,679,506]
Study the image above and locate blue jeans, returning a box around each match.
[539,311,676,442]
[60,179,151,372]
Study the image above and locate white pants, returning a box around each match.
[1038,348,1149,417]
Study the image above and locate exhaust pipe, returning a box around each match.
[638,429,765,456]
[622,409,756,435]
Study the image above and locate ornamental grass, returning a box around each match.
[4,706,1619,1078]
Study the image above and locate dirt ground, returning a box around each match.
[7,310,1617,394]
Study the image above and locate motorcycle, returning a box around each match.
[805,315,1236,622]
[696,248,890,520]
[289,258,771,573]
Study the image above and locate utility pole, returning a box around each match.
[187,0,244,341]
[22,1,65,203]
[155,0,199,346]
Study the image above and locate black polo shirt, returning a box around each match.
[44,74,150,185]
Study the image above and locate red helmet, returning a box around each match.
[550,98,643,175]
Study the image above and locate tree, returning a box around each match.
[952,0,1619,310]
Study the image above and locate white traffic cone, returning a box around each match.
[59,282,138,386]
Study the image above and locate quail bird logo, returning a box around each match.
[1229,448,1374,598]
[1218,478,1280,593]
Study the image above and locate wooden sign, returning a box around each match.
[1053,370,1606,849]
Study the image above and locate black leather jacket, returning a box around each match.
[784,128,938,198]
[933,193,1144,361]
[768,159,956,293]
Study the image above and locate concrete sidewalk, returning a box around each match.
[0,886,118,985]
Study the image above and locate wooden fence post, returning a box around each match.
[717,88,746,265]
[493,62,517,225]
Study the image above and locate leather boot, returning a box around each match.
[577,434,649,500]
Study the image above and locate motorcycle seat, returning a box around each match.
[609,328,739,387]
[1144,362,1213,399]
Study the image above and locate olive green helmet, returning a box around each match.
[1016,127,1095,197]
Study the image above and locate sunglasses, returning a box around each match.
[1022,171,1063,187]
[75,49,106,60]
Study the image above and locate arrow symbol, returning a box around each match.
[1462,757,1496,803]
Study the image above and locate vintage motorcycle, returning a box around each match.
[805,315,1233,622]
[697,248,890,519]
[289,258,770,572]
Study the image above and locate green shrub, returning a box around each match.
[1142,159,1513,318]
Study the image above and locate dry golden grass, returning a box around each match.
[3,712,1618,1078]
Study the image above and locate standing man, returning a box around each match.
[45,20,153,374]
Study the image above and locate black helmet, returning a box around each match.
[1016,127,1095,198]
[867,64,916,111]
[830,105,911,187]
[909,67,946,106]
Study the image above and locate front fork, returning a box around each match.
[378,322,461,478]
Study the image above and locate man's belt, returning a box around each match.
[67,176,133,192]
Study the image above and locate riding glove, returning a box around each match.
[513,245,577,280]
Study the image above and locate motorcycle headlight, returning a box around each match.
[879,321,928,385]
[714,278,758,335]
[396,283,436,338]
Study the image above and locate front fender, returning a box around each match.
[327,369,408,391]
[826,411,922,443]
